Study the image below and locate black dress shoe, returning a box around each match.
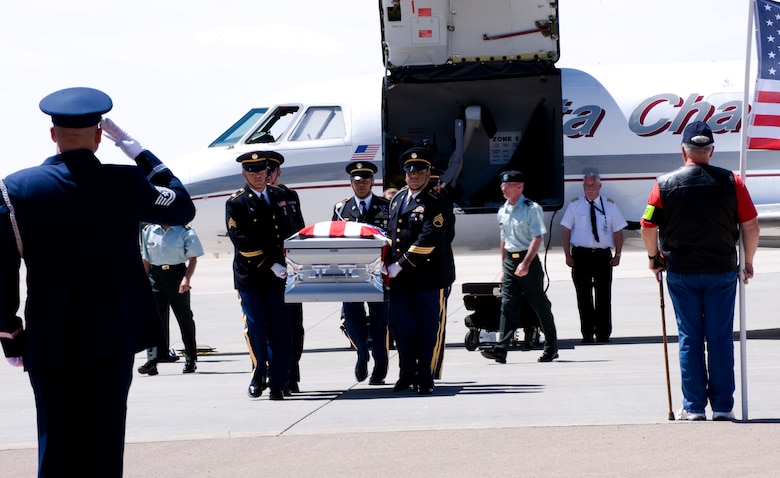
[182,360,197,373]
[355,359,368,382]
[138,360,158,376]
[269,388,285,400]
[418,386,434,395]
[369,376,386,386]
[248,375,266,398]
[287,381,300,393]
[393,379,413,392]
[480,347,507,364]
[538,350,559,362]
[581,336,595,344]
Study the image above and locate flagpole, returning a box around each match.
[738,0,756,421]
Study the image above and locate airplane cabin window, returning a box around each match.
[246,106,300,144]
[289,106,345,141]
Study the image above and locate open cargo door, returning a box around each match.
[380,0,563,212]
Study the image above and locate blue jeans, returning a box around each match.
[666,271,737,414]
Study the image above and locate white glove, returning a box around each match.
[100,118,144,159]
[6,357,23,367]
[271,263,288,279]
[388,262,402,278]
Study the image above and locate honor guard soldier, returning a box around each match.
[386,148,451,395]
[0,87,195,476]
[333,161,390,384]
[428,167,456,380]
[266,152,306,393]
[560,172,627,343]
[226,151,292,401]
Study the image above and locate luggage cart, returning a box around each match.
[462,282,542,351]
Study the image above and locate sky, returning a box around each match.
[0,0,752,177]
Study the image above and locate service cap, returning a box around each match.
[265,151,285,171]
[39,87,113,128]
[346,161,378,180]
[500,170,525,183]
[236,151,276,172]
[682,121,714,146]
[399,147,433,172]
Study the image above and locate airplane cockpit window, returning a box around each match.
[245,106,300,144]
[209,108,268,148]
[289,106,345,141]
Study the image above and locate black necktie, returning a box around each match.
[588,199,600,243]
[359,200,366,219]
[404,193,414,212]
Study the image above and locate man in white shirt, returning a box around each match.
[560,172,627,343]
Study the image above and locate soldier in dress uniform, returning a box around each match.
[266,153,305,393]
[428,167,455,380]
[386,148,451,395]
[0,87,195,477]
[333,161,390,384]
[226,151,292,401]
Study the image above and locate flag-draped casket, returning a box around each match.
[283,221,389,303]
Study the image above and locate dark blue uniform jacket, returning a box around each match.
[332,193,390,231]
[387,185,451,290]
[226,184,289,291]
[0,149,195,371]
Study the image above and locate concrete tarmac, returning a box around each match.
[2,231,780,477]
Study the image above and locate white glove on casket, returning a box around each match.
[388,262,402,278]
[271,263,288,279]
[100,118,144,159]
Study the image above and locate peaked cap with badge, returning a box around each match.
[346,161,378,180]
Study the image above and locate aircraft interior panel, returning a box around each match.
[383,72,563,212]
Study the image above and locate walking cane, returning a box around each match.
[657,271,675,421]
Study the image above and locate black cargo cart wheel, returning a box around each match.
[465,329,480,351]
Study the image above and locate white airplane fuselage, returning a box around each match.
[168,61,780,256]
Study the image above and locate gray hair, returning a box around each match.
[583,172,601,183]
[682,143,714,155]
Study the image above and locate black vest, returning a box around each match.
[657,164,739,274]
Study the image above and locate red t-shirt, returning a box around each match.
[641,171,757,228]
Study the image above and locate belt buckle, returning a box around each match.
[511,252,520,259]
[161,264,170,270]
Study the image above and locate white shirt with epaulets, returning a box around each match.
[559,195,628,249]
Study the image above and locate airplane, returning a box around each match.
[166,1,780,256]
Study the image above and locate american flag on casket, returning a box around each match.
[296,221,389,241]
[283,221,389,303]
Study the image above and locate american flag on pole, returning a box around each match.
[749,0,780,149]
[350,144,380,161]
